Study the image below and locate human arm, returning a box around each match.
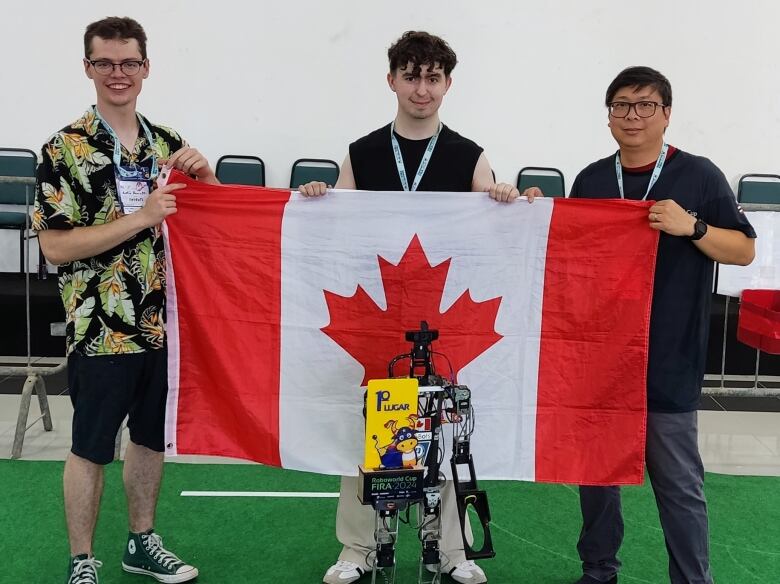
[38,182,185,265]
[648,199,755,266]
[472,153,542,202]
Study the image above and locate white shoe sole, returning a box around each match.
[322,567,366,584]
[450,570,487,584]
[122,563,199,583]
[429,564,487,584]
[322,574,361,584]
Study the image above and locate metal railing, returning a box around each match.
[703,203,779,398]
[1,174,59,457]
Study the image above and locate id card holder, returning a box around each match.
[116,164,151,214]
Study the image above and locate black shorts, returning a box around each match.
[67,348,168,465]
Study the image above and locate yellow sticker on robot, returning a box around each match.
[364,378,419,470]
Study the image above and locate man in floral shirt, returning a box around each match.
[34,16,218,584]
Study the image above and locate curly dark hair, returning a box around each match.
[84,17,148,59]
[387,31,457,77]
[605,66,672,107]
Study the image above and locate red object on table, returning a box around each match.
[738,289,780,355]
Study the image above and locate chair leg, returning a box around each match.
[19,227,25,274]
[35,376,53,432]
[753,350,761,391]
[720,295,729,388]
[12,374,38,459]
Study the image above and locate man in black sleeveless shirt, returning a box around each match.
[302,31,538,584]
[568,67,755,584]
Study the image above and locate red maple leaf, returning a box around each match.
[321,235,503,385]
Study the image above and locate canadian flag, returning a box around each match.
[162,170,658,485]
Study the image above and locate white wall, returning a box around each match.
[1,0,779,271]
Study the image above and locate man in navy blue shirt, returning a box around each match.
[569,66,756,584]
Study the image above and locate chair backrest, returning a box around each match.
[215,155,265,186]
[737,174,780,204]
[516,166,565,198]
[0,148,37,205]
[290,158,340,189]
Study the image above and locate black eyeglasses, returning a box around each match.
[608,101,667,118]
[88,59,146,76]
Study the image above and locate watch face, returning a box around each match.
[692,219,707,240]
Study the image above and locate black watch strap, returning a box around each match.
[689,218,708,241]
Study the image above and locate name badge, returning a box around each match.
[116,164,151,214]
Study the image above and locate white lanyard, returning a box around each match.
[390,121,442,191]
[615,142,668,200]
[95,109,159,179]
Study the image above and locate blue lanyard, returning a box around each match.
[95,108,159,179]
[390,121,442,191]
[615,142,668,201]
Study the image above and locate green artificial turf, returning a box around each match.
[0,460,777,583]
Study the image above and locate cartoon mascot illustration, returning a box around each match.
[372,414,419,469]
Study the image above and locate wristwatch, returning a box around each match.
[689,218,708,241]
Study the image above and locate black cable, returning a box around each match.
[417,512,439,541]
[364,548,375,568]
[388,354,412,378]
[431,350,456,383]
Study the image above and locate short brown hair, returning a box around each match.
[84,17,148,60]
[388,31,457,77]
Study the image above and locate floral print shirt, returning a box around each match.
[34,106,184,356]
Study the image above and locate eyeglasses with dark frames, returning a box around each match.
[87,59,146,76]
[608,101,667,118]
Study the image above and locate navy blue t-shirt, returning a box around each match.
[570,148,756,412]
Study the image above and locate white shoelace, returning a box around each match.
[70,557,103,584]
[455,560,478,571]
[141,533,184,571]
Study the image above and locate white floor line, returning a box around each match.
[180,490,339,498]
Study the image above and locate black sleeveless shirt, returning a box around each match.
[349,123,483,191]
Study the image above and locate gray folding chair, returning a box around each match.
[290,158,339,189]
[516,166,565,198]
[737,173,780,204]
[0,148,40,273]
[215,155,266,186]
